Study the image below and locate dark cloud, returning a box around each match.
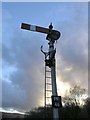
[2,79,27,111]
[2,30,45,111]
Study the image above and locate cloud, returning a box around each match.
[56,3,88,89]
[2,79,27,111]
[63,67,72,71]
[2,30,45,111]
[2,7,45,112]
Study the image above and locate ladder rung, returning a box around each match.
[46,71,51,72]
[46,77,51,78]
[46,104,52,107]
[46,83,52,85]
[46,97,51,98]
[46,90,52,92]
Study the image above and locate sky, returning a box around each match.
[1,2,88,113]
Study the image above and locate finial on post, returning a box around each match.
[49,22,53,30]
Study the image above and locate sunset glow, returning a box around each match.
[57,76,71,97]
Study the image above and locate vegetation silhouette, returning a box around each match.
[25,85,89,120]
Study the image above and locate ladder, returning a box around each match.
[44,62,52,119]
[45,64,52,107]
[40,45,53,118]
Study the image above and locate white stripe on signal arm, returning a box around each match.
[30,25,36,31]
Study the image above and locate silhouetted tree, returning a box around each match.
[63,85,87,106]
[82,97,90,118]
[25,85,88,120]
[60,85,88,119]
[25,106,52,119]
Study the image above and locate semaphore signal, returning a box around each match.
[21,22,62,120]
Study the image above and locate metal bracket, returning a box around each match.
[40,45,49,59]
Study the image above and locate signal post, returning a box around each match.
[21,23,62,120]
[44,23,61,119]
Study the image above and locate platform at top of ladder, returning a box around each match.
[21,23,61,41]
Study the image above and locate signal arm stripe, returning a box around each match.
[30,25,36,31]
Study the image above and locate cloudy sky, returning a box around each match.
[1,2,88,113]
